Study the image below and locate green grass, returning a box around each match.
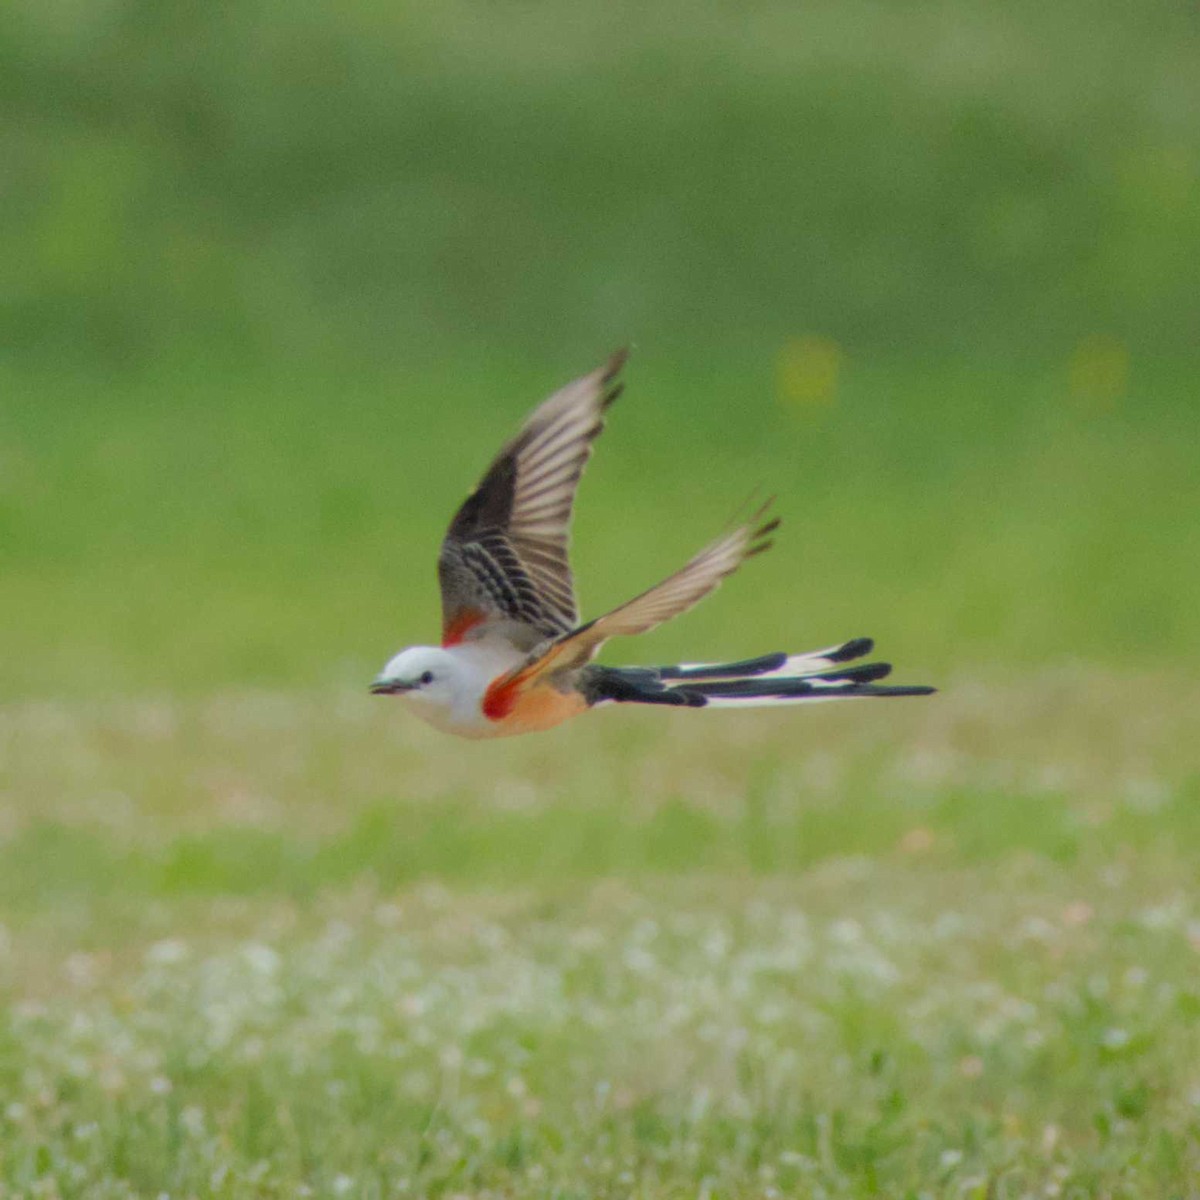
[1,677,1198,1196]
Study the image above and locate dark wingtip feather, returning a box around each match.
[602,380,625,410]
[724,490,778,535]
[602,346,630,381]
[745,511,781,558]
[599,349,629,410]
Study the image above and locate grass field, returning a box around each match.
[2,673,1199,1196]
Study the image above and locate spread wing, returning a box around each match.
[437,349,627,647]
[569,509,778,646]
[481,507,779,712]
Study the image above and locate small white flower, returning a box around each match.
[242,943,281,975]
[146,939,189,966]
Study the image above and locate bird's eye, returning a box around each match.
[419,671,434,685]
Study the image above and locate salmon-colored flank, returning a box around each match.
[482,637,585,729]
[482,673,586,732]
[442,609,486,647]
[482,636,576,721]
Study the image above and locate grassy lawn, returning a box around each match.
[1,673,1198,1196]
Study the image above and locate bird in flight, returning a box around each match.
[371,351,933,737]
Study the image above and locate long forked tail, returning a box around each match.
[584,637,935,709]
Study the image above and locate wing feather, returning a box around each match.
[581,513,778,642]
[437,350,627,645]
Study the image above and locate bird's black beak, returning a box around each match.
[369,679,414,695]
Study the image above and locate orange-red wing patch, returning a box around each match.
[482,672,522,721]
[442,608,486,647]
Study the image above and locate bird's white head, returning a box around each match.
[369,645,464,718]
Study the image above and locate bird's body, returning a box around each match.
[372,351,933,738]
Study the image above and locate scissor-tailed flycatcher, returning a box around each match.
[371,350,933,738]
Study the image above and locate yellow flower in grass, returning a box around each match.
[777,335,842,417]
[1069,334,1129,411]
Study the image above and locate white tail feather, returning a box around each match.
[693,693,851,709]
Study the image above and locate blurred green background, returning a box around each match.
[3,0,1199,696]
[4,5,1200,1194]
